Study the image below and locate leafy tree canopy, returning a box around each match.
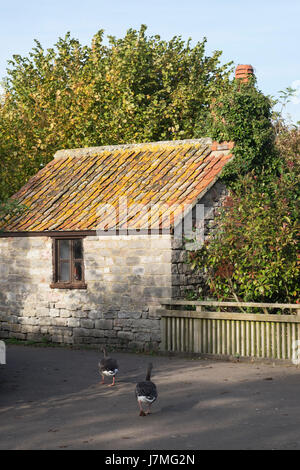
[189,126,300,303]
[0,25,232,200]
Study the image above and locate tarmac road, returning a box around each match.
[1,344,300,450]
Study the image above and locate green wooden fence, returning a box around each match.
[159,301,300,361]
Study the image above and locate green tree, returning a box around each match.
[0,25,232,199]
[188,76,300,304]
[189,128,300,303]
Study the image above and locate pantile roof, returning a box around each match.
[1,138,233,233]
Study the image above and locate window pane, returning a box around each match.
[74,261,82,281]
[74,239,83,259]
[59,261,70,281]
[59,240,70,260]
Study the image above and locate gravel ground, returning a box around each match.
[1,344,300,450]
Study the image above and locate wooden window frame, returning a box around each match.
[50,236,87,289]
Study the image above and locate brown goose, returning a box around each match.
[135,363,158,416]
[98,347,119,386]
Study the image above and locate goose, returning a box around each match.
[98,347,119,386]
[135,363,158,416]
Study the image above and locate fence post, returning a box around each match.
[160,317,166,351]
[0,341,6,365]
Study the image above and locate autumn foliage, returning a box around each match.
[0,26,231,200]
[190,128,300,303]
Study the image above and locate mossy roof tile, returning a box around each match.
[2,139,233,232]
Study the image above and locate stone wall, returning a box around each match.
[0,234,172,351]
[171,181,228,298]
[0,181,227,349]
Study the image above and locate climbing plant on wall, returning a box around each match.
[202,75,281,189]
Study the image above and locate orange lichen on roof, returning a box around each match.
[2,139,234,232]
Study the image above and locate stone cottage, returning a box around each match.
[0,138,234,350]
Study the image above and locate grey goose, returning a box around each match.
[98,347,119,386]
[135,363,158,416]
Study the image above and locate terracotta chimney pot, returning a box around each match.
[235,64,254,83]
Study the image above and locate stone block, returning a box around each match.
[143,264,170,275]
[51,335,64,343]
[37,307,50,317]
[127,341,145,351]
[38,317,52,326]
[132,266,145,275]
[117,331,133,340]
[118,311,142,319]
[95,319,113,330]
[143,287,171,299]
[53,318,68,327]
[104,330,117,338]
[19,317,39,326]
[88,310,102,319]
[171,264,179,274]
[136,319,161,330]
[126,257,140,266]
[135,332,151,342]
[150,331,161,342]
[73,328,91,337]
[114,318,133,328]
[68,318,81,328]
[8,323,22,333]
[72,311,89,319]
[91,329,105,338]
[10,332,26,340]
[102,311,118,319]
[111,283,129,294]
[49,308,60,318]
[81,319,94,329]
[59,309,72,318]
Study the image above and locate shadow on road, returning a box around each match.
[1,344,300,450]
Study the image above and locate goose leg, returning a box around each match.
[138,401,146,416]
[108,376,116,387]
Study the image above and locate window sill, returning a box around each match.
[50,282,87,290]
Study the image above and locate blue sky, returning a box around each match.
[1,0,300,122]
